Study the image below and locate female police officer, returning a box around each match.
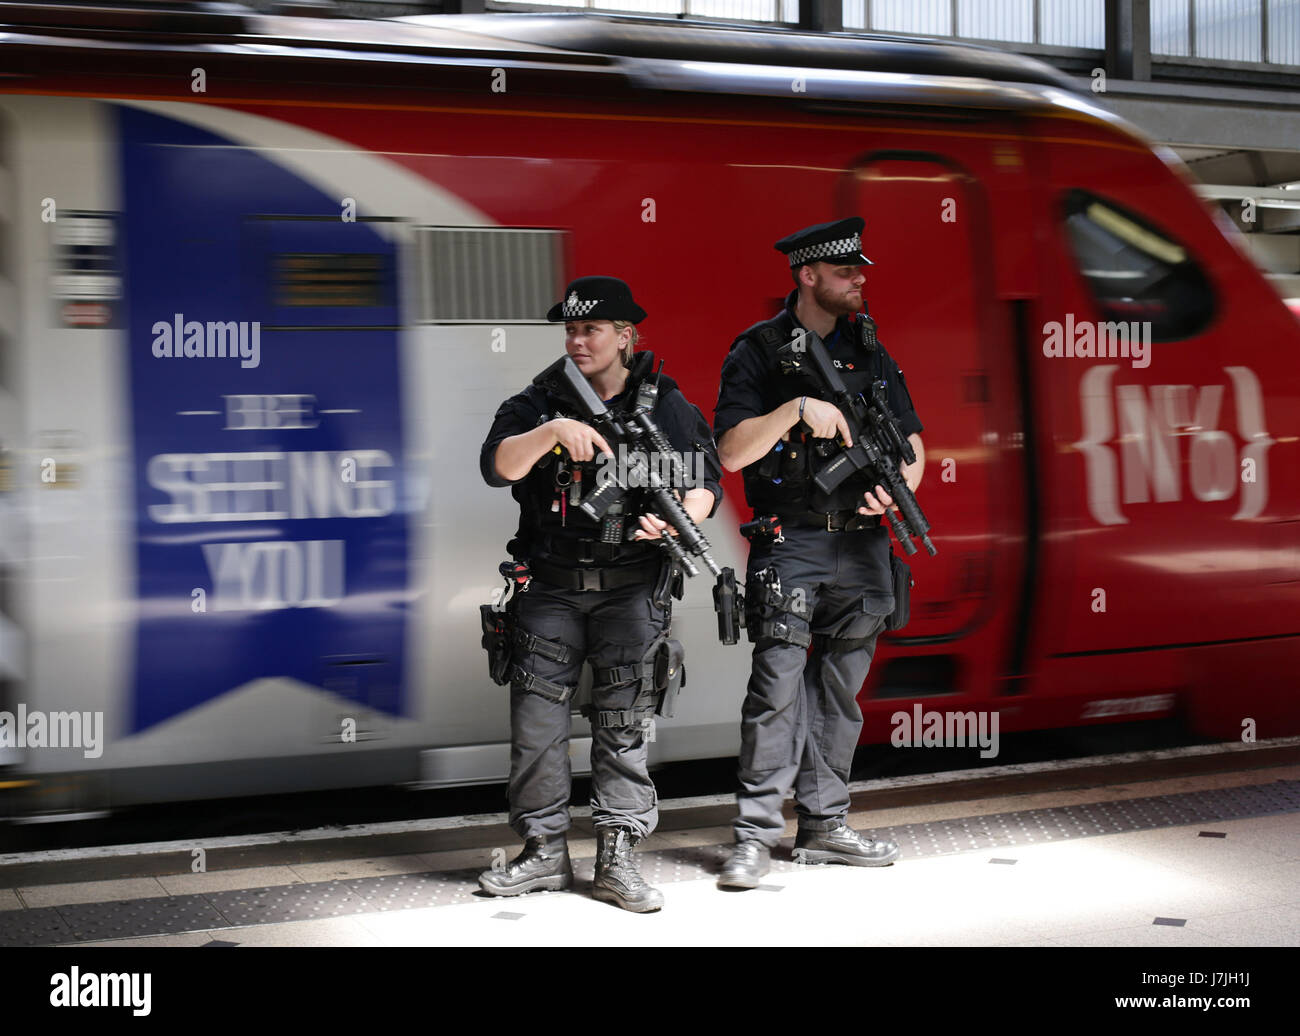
[477,276,721,912]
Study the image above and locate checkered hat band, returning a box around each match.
[788,234,862,266]
[562,297,601,318]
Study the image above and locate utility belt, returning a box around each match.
[530,532,682,603]
[529,556,661,593]
[771,509,882,533]
[534,535,650,565]
[478,559,687,727]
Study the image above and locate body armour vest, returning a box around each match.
[732,310,890,515]
[509,352,680,566]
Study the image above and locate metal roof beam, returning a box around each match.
[1105,0,1151,82]
[1196,184,1300,209]
[798,0,841,35]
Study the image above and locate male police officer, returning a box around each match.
[478,276,722,911]
[713,219,925,888]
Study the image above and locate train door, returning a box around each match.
[841,148,1030,725]
[0,95,132,812]
[1028,128,1299,734]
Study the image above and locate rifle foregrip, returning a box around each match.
[886,508,917,555]
[658,529,698,578]
[649,488,721,576]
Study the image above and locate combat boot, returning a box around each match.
[478,834,573,896]
[592,828,663,913]
[793,822,900,867]
[716,841,771,890]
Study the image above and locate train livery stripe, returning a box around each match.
[0,89,1153,157]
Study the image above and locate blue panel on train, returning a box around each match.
[118,106,409,732]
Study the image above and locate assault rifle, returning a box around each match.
[533,356,722,579]
[778,330,937,557]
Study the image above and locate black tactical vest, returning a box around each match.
[732,311,887,515]
[509,353,674,565]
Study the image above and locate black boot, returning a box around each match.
[793,823,900,867]
[592,828,663,913]
[717,841,771,889]
[478,834,573,896]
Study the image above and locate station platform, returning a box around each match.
[2,751,1298,948]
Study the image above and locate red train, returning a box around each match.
[0,6,1294,808]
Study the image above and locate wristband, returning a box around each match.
[798,396,807,421]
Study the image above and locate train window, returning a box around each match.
[1062,190,1215,341]
[418,227,565,323]
[275,252,387,308]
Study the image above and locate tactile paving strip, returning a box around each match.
[0,906,77,947]
[880,780,1300,860]
[340,870,482,913]
[3,778,1296,945]
[58,894,228,943]
[205,881,372,926]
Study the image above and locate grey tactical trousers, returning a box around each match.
[507,574,668,841]
[734,523,893,847]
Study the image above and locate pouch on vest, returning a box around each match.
[885,550,912,632]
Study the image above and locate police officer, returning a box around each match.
[478,276,722,912]
[713,219,925,888]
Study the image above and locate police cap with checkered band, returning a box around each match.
[546,276,647,324]
[774,217,872,268]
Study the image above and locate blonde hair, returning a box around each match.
[613,319,640,366]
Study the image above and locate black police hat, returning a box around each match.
[774,217,872,267]
[546,276,647,324]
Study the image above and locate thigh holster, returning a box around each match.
[480,604,514,686]
[591,634,686,727]
[508,624,579,705]
[511,626,574,666]
[744,569,812,648]
[481,560,547,688]
[511,666,576,705]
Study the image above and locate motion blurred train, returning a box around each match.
[0,4,1295,812]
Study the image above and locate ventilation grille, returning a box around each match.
[418,227,565,323]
